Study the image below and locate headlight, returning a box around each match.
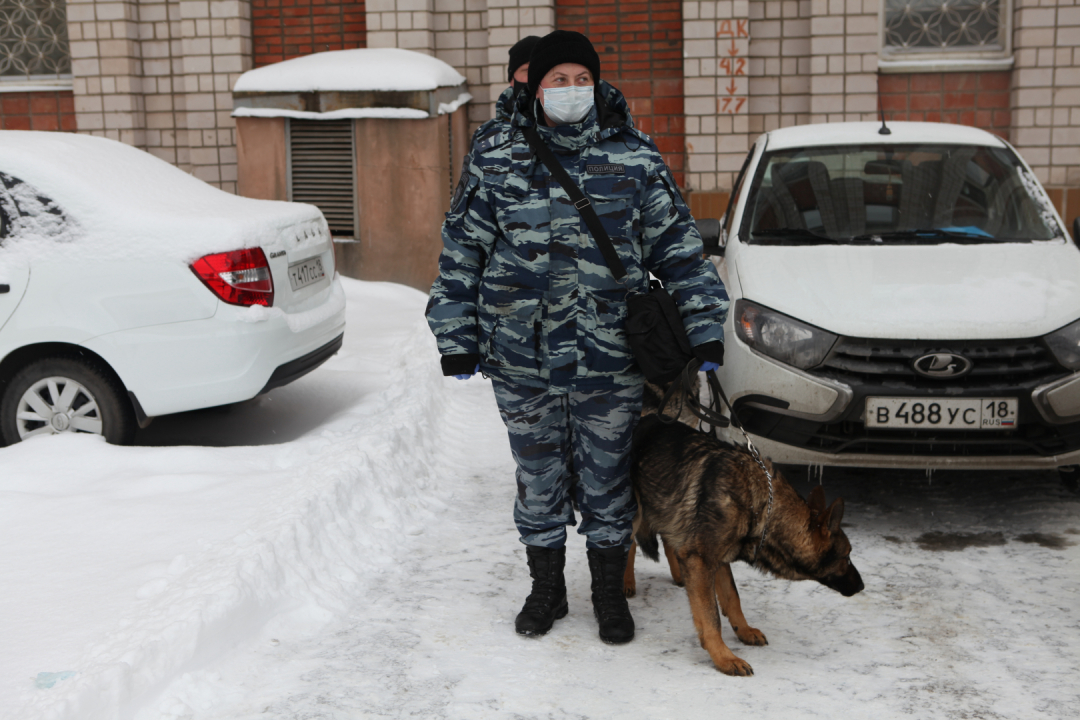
[1044,318,1080,371]
[734,300,837,370]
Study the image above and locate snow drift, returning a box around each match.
[12,288,454,720]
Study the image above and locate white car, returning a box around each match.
[710,121,1080,484]
[0,131,345,445]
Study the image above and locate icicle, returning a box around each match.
[925,467,934,485]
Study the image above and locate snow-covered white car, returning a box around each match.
[0,132,345,445]
[710,121,1080,483]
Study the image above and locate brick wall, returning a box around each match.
[67,0,253,192]
[556,0,686,186]
[1010,0,1080,190]
[482,1,555,133]
[253,0,367,67]
[0,91,78,131]
[434,0,494,131]
[808,0,878,123]
[879,71,1012,140]
[366,0,509,133]
[681,1,751,207]
[747,0,811,136]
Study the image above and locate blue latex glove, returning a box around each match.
[700,361,720,373]
[454,364,480,380]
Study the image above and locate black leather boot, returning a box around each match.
[515,545,568,636]
[587,545,635,644]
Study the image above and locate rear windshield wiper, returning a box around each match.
[750,228,834,244]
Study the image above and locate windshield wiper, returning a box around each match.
[847,228,994,244]
[750,228,834,244]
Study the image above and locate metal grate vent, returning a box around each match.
[288,119,356,239]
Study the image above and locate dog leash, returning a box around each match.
[708,370,776,562]
[657,360,776,562]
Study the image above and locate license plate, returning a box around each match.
[866,397,1018,430]
[288,256,326,291]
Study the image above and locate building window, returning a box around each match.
[0,0,71,82]
[881,0,1012,72]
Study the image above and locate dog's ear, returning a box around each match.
[825,497,845,534]
[808,485,826,518]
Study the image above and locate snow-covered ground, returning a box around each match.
[3,278,1079,720]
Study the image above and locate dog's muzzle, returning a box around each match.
[821,562,864,597]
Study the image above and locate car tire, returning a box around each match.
[0,356,136,446]
[1058,465,1080,495]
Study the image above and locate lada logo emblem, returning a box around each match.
[912,352,973,379]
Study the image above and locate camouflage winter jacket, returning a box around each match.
[426,82,729,393]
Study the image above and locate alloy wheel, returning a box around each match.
[15,375,104,439]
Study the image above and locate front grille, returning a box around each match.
[818,337,1065,390]
[738,335,1078,458]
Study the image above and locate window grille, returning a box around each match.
[287,119,358,241]
[0,0,71,80]
[884,0,1003,54]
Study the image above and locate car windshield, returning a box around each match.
[742,143,1062,245]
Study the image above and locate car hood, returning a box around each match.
[734,241,1080,339]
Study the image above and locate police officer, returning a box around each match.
[426,31,728,644]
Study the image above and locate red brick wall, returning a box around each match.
[879,71,1011,141]
[0,91,77,131]
[556,0,686,187]
[253,0,367,68]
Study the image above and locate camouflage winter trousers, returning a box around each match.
[490,379,643,550]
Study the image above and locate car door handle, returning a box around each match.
[0,284,9,294]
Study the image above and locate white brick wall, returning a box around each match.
[67,0,250,192]
[808,0,877,123]
[683,1,751,193]
[59,0,1080,196]
[367,0,554,132]
[1011,0,1080,188]
[483,0,554,129]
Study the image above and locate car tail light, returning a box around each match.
[191,248,274,307]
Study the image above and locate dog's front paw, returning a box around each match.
[623,578,636,598]
[715,656,754,677]
[734,626,768,646]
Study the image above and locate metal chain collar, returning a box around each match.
[702,369,776,563]
[743,435,775,563]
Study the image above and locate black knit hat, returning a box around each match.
[527,30,601,94]
[507,36,541,82]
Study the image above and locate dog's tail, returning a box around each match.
[636,528,661,562]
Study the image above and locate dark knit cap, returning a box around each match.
[507,36,541,82]
[526,30,601,93]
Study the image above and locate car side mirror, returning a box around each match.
[697,218,725,257]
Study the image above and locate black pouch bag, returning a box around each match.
[523,125,695,384]
[625,280,694,384]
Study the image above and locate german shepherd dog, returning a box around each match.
[627,414,864,676]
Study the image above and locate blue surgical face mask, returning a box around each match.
[541,85,595,125]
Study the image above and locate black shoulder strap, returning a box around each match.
[523,125,628,282]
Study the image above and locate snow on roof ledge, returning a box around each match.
[233,48,467,94]
[230,92,473,121]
